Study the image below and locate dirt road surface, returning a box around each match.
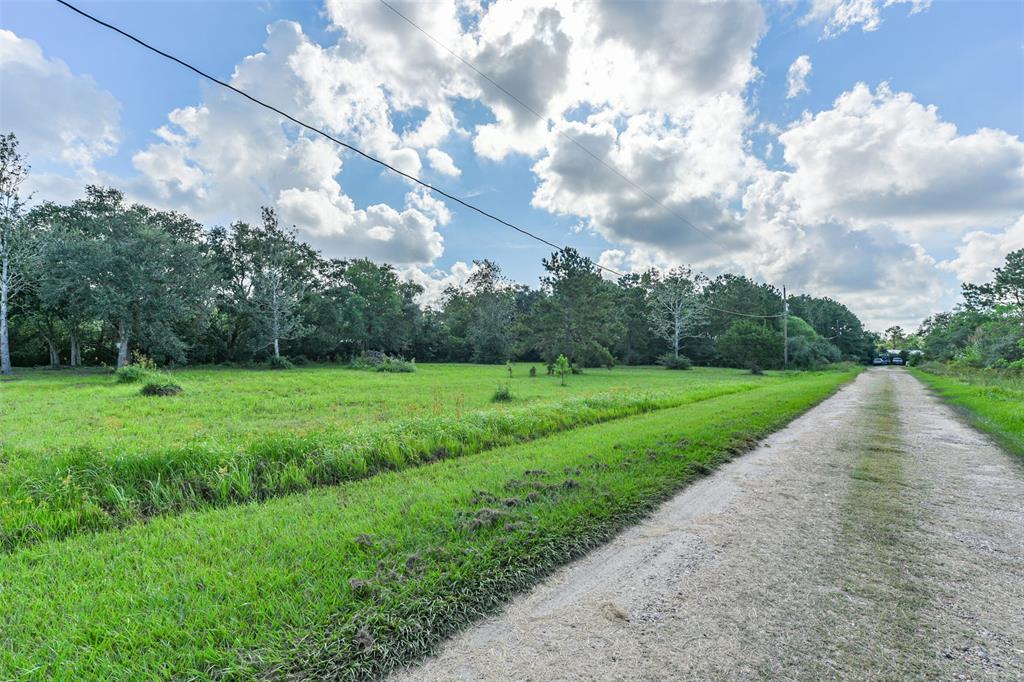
[393,368,1024,681]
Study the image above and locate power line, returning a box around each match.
[376,0,731,251]
[53,0,618,274]
[55,0,783,320]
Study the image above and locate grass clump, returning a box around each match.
[113,365,152,383]
[139,380,183,397]
[0,369,858,679]
[658,353,692,370]
[491,383,513,402]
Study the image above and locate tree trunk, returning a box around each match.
[69,327,81,367]
[45,337,60,367]
[673,317,681,359]
[116,320,130,369]
[0,258,10,375]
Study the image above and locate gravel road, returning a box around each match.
[393,368,1024,681]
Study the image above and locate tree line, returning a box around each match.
[0,132,876,373]
[895,249,1024,371]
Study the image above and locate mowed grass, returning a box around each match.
[0,363,755,454]
[910,366,1024,457]
[0,368,858,680]
[0,365,776,551]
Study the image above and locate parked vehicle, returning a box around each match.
[892,356,905,365]
[872,357,886,365]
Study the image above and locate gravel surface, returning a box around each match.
[392,368,1024,681]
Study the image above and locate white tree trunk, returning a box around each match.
[0,257,10,375]
[69,328,81,367]
[116,320,130,369]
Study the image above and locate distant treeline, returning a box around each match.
[907,249,1024,371]
[0,135,878,372]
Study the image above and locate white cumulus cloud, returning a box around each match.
[786,55,812,99]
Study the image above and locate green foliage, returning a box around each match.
[785,316,841,369]
[139,380,183,397]
[657,353,692,370]
[350,350,415,373]
[0,370,856,678]
[491,383,513,402]
[527,248,621,367]
[554,354,570,386]
[266,356,294,370]
[718,320,784,370]
[113,365,151,384]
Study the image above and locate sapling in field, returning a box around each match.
[555,354,570,386]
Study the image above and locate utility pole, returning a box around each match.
[783,285,789,370]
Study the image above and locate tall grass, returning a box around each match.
[910,365,1024,457]
[0,369,857,680]
[0,382,765,551]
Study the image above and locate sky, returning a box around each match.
[1,0,1022,332]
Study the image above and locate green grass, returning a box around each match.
[910,365,1024,457]
[0,368,858,680]
[0,363,763,454]
[0,365,781,551]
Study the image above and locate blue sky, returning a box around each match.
[1,0,1022,330]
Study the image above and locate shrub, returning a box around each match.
[266,356,295,370]
[718,320,783,370]
[554,354,570,386]
[377,357,415,373]
[139,380,183,397]
[750,362,764,375]
[657,353,692,370]
[491,383,513,402]
[529,366,537,378]
[114,365,151,384]
[351,351,415,372]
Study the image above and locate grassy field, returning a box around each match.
[1,363,754,453]
[0,366,858,680]
[0,365,784,551]
[910,365,1024,457]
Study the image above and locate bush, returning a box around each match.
[114,365,151,384]
[377,357,415,373]
[529,366,537,378]
[491,383,513,402]
[718,320,783,370]
[750,362,763,375]
[657,353,692,370]
[266,356,295,370]
[351,351,415,373]
[139,380,183,397]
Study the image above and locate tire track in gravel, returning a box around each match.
[392,368,1024,681]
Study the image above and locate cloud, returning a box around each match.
[786,55,812,99]
[531,95,756,262]
[940,216,1024,284]
[277,187,444,265]
[127,20,447,265]
[426,148,461,177]
[806,0,932,38]
[401,260,480,307]
[776,83,1024,236]
[0,29,120,193]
